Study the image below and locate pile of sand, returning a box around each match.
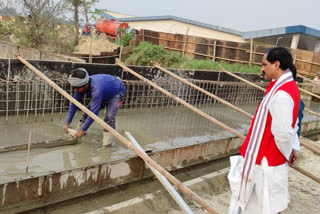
[73,34,119,55]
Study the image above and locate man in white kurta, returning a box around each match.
[228,48,300,214]
[228,91,300,214]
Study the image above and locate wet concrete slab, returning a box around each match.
[0,102,319,183]
[0,104,250,183]
[0,102,319,213]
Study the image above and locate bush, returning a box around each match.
[125,41,185,67]
[125,42,261,73]
[119,32,133,47]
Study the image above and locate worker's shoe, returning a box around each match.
[102,132,112,147]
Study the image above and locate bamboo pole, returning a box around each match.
[116,60,245,139]
[182,27,189,57]
[15,53,219,214]
[296,58,320,66]
[220,68,320,118]
[292,165,320,183]
[125,131,193,214]
[119,46,123,62]
[293,54,297,65]
[299,136,320,155]
[249,38,253,67]
[297,74,314,83]
[300,87,320,99]
[297,70,317,77]
[89,34,93,63]
[153,63,253,119]
[144,34,250,51]
[245,50,264,56]
[220,68,266,91]
[213,41,216,62]
[164,46,261,65]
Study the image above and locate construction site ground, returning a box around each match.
[73,33,119,56]
[20,144,320,214]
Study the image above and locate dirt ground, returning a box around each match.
[73,33,119,55]
[86,143,320,214]
[199,144,320,214]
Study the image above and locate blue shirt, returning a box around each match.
[65,74,126,131]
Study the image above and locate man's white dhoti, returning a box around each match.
[228,156,289,214]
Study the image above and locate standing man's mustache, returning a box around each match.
[260,71,265,79]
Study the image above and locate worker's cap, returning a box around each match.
[68,68,89,88]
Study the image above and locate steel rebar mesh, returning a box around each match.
[6,73,319,150]
[0,76,267,120]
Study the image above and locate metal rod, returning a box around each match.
[26,128,32,174]
[6,59,10,121]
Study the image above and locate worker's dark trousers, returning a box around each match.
[81,91,125,130]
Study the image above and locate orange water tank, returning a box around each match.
[95,19,129,37]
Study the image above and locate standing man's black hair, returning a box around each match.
[266,47,297,80]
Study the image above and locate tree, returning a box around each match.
[68,0,81,45]
[8,0,70,49]
[81,0,99,25]
[66,0,99,45]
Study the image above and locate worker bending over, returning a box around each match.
[64,68,126,146]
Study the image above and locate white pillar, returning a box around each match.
[291,34,300,49]
[314,39,320,52]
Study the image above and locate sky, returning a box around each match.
[95,0,320,32]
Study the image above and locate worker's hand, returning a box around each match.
[75,129,85,139]
[289,149,298,167]
[63,123,70,133]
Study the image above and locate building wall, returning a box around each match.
[126,20,245,43]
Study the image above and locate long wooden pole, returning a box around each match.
[153,63,253,119]
[15,53,219,214]
[182,27,189,57]
[249,38,253,67]
[116,60,245,139]
[299,87,320,99]
[220,68,320,118]
[292,166,320,183]
[299,136,320,155]
[297,74,314,83]
[125,131,193,214]
[298,70,317,77]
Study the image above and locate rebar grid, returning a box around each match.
[0,77,268,121]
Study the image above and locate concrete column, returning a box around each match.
[291,34,300,49]
[314,39,320,52]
